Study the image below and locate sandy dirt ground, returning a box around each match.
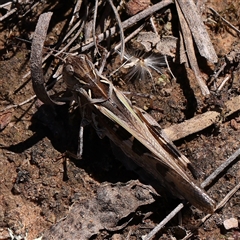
[0,0,240,239]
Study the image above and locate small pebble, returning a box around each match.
[125,0,151,16]
[223,218,238,230]
[111,233,122,240]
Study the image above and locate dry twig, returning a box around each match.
[143,147,240,240]
[209,7,240,36]
[201,148,240,189]
[0,95,36,112]
[163,95,240,141]
[0,8,17,21]
[142,204,184,240]
[183,182,240,239]
[70,0,173,52]
[217,75,231,92]
[30,12,63,105]
[69,0,83,27]
[163,111,219,141]
[176,1,210,95]
[107,0,125,60]
[176,0,218,63]
[93,0,100,55]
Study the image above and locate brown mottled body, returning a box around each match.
[63,55,216,213]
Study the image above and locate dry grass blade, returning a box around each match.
[115,23,145,52]
[62,17,82,44]
[57,16,86,56]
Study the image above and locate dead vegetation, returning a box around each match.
[0,0,240,239]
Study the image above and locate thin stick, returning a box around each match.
[78,117,85,159]
[69,0,83,26]
[215,182,240,210]
[210,7,240,35]
[62,17,82,43]
[107,0,125,60]
[20,1,40,18]
[217,75,231,92]
[0,8,17,21]
[164,55,176,80]
[98,48,110,75]
[183,182,240,240]
[101,24,145,75]
[143,147,240,239]
[201,148,240,189]
[209,62,227,86]
[0,95,36,112]
[150,16,158,34]
[70,0,173,52]
[93,0,100,55]
[142,204,184,240]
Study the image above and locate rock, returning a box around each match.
[42,180,158,240]
[111,233,123,240]
[223,218,238,230]
[136,32,160,52]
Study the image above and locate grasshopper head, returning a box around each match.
[63,55,96,90]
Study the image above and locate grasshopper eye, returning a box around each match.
[65,64,74,75]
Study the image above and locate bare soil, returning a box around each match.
[0,0,240,239]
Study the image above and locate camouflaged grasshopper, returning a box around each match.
[62,54,216,213]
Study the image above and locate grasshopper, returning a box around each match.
[62,54,216,213]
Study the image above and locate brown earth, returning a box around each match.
[0,0,240,239]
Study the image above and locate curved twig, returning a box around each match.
[30,12,64,105]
